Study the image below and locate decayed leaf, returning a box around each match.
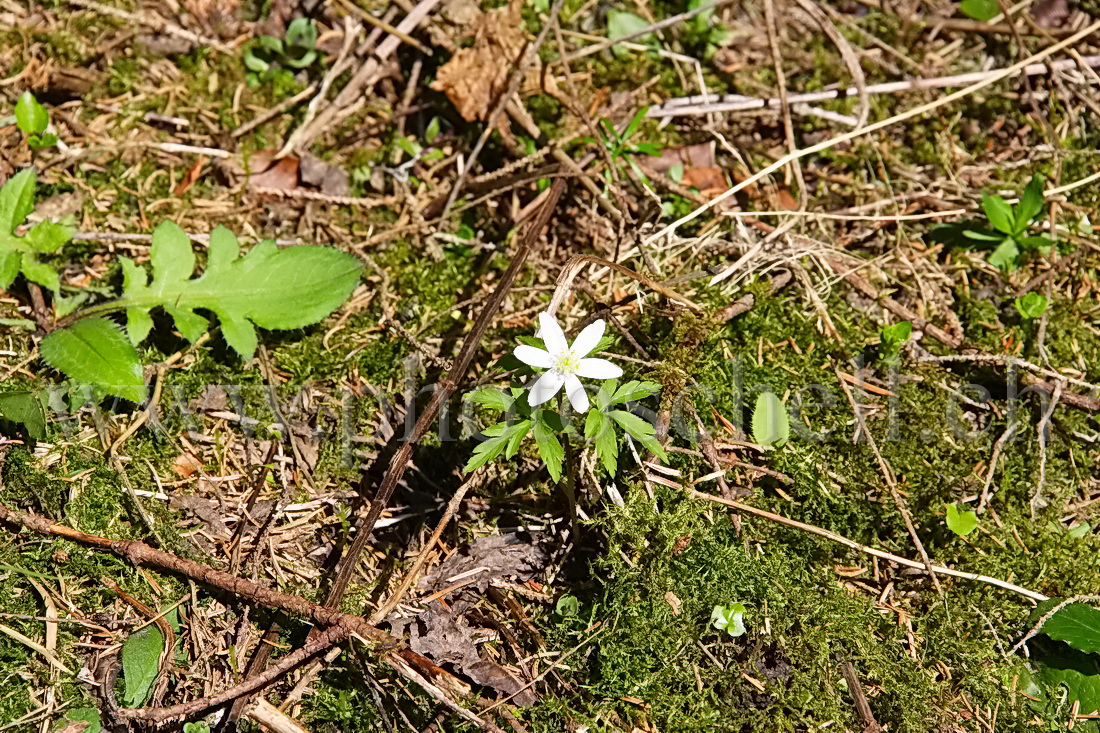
[430,0,531,124]
[172,156,207,197]
[171,451,203,477]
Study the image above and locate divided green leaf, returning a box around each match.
[61,708,102,733]
[117,222,362,360]
[751,391,789,447]
[585,409,619,475]
[608,409,665,460]
[464,420,532,473]
[121,623,164,707]
[532,419,564,481]
[1015,175,1046,232]
[944,502,979,536]
[39,317,146,404]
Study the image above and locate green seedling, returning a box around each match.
[0,169,76,292]
[683,0,733,58]
[14,92,58,150]
[944,502,979,537]
[962,175,1053,272]
[1015,292,1049,320]
[580,107,662,191]
[38,220,362,403]
[751,391,789,448]
[243,18,321,86]
[711,603,747,637]
[878,320,912,362]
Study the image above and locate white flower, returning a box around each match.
[514,312,623,413]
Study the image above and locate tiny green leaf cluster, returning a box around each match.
[973,176,1053,272]
[711,603,747,636]
[1014,291,1049,320]
[878,320,912,361]
[244,18,320,86]
[0,169,76,292]
[14,92,58,150]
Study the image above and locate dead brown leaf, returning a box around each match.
[172,156,207,197]
[172,452,203,478]
[430,0,529,124]
[248,150,300,192]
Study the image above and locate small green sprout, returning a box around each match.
[14,92,58,150]
[244,18,321,86]
[971,175,1053,272]
[580,108,662,190]
[945,502,979,537]
[878,320,912,361]
[959,0,998,21]
[556,595,580,617]
[711,603,747,636]
[751,391,789,448]
[1014,292,1049,320]
[606,9,657,59]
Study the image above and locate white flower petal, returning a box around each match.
[514,345,554,368]
[537,311,568,354]
[563,374,590,412]
[571,319,606,357]
[576,358,623,380]
[528,370,566,406]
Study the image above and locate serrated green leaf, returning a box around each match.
[469,388,512,411]
[115,222,362,359]
[608,409,665,460]
[61,707,102,733]
[0,390,46,440]
[751,391,789,447]
[586,409,619,475]
[987,237,1020,271]
[944,502,979,536]
[611,380,662,404]
[26,219,75,253]
[28,132,58,150]
[982,193,1015,234]
[121,623,164,707]
[0,169,36,235]
[1015,175,1046,233]
[1028,637,1100,717]
[1041,603,1100,655]
[532,420,564,481]
[40,318,146,404]
[14,92,48,135]
[505,419,532,458]
[464,421,530,472]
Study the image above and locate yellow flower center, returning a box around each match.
[553,350,581,374]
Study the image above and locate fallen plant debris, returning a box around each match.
[1,0,1100,731]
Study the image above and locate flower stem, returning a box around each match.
[563,418,580,540]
